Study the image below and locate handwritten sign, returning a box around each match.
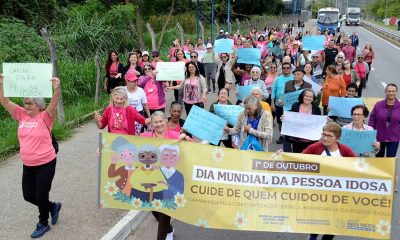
[302,36,325,50]
[155,62,185,81]
[213,104,244,126]
[214,39,234,53]
[196,50,206,62]
[328,97,364,118]
[183,105,227,145]
[280,90,304,111]
[340,128,377,154]
[237,48,261,66]
[304,78,322,94]
[281,111,327,141]
[236,85,254,100]
[202,53,214,63]
[3,63,53,97]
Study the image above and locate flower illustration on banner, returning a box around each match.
[212,147,225,162]
[131,198,142,208]
[104,181,118,196]
[102,138,110,153]
[270,153,283,160]
[352,158,369,172]
[376,220,391,236]
[152,199,162,209]
[100,199,108,208]
[174,193,186,208]
[280,225,294,232]
[233,212,248,228]
[194,219,210,228]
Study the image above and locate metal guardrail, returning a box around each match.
[361,21,400,44]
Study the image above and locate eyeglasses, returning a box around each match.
[190,55,197,58]
[312,56,319,58]
[321,133,335,138]
[144,68,152,71]
[337,57,343,59]
[24,102,34,106]
[251,71,259,74]
[152,55,159,58]
[270,67,276,69]
[282,67,290,69]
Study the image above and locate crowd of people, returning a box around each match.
[0,18,398,240]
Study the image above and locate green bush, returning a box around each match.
[0,20,49,63]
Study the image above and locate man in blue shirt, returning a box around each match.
[271,62,293,144]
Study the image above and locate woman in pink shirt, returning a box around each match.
[140,111,190,240]
[138,64,167,113]
[362,42,374,81]
[94,86,149,135]
[0,75,62,238]
[171,49,189,102]
[168,61,207,115]
[104,51,124,94]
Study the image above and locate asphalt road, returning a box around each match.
[127,23,400,240]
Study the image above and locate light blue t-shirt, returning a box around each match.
[271,74,293,106]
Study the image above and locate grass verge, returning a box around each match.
[0,94,109,160]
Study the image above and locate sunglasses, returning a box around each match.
[152,55,159,58]
[312,56,319,58]
[190,55,197,58]
[144,68,152,71]
[282,67,290,69]
[337,57,343,58]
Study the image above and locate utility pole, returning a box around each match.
[211,0,214,42]
[196,0,200,39]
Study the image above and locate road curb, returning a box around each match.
[101,211,149,240]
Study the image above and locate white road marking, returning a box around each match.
[381,82,387,89]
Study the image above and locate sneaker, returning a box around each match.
[276,136,283,144]
[31,223,50,238]
[165,228,174,240]
[50,202,62,225]
[307,235,317,240]
[207,90,211,94]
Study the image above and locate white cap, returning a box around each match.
[219,29,224,33]
[225,32,229,35]
[206,43,213,49]
[142,51,149,56]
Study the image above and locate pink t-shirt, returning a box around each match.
[12,106,56,166]
[110,106,129,134]
[183,77,200,104]
[143,78,165,110]
[140,130,181,140]
[264,75,277,94]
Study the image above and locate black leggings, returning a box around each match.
[184,102,203,116]
[152,211,173,240]
[309,234,334,240]
[22,159,57,226]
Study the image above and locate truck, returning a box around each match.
[345,7,361,26]
[317,7,341,35]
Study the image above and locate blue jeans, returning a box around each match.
[376,142,399,157]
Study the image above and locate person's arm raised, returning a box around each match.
[45,78,61,118]
[0,74,18,116]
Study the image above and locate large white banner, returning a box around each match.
[281,111,328,141]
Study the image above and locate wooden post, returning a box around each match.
[94,53,101,104]
[236,18,240,32]
[199,21,205,41]
[146,23,157,51]
[214,19,219,35]
[40,28,65,123]
[157,0,176,50]
[246,18,251,30]
[176,22,184,47]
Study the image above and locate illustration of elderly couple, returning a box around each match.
[108,136,184,202]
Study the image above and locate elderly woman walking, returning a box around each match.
[0,74,62,238]
[225,95,273,151]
